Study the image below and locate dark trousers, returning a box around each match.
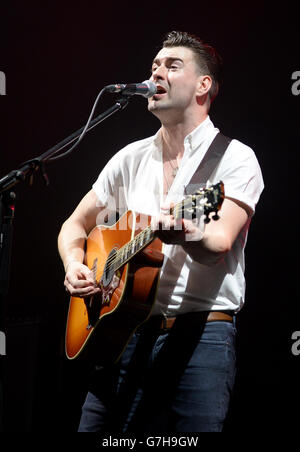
[78,314,237,433]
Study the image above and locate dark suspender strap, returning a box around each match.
[185,132,232,195]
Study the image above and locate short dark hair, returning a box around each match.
[162,31,222,101]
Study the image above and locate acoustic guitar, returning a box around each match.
[65,182,224,365]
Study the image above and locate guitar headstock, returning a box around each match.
[173,181,225,223]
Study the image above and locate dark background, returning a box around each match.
[0,0,299,433]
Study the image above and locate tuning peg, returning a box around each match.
[212,212,220,221]
[204,215,211,224]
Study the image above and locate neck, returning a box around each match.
[161,113,208,158]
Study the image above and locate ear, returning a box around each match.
[196,75,212,97]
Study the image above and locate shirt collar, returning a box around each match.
[183,115,214,152]
[153,115,215,154]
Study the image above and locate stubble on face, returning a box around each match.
[147,46,200,122]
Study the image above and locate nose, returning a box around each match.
[151,65,167,81]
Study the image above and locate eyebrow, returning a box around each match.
[151,57,184,67]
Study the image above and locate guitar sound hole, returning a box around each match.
[101,248,117,287]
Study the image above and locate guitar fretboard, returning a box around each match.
[113,226,155,271]
[105,182,223,274]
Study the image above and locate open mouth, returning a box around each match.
[156,85,167,94]
[152,85,167,99]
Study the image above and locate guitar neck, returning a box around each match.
[114,225,155,271]
[113,200,185,271]
[112,181,224,272]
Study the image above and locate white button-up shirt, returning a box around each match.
[92,116,264,315]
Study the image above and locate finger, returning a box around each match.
[64,280,101,297]
[76,266,95,283]
[160,202,175,213]
[150,216,159,231]
[66,274,95,288]
[182,219,204,241]
[173,217,184,229]
[66,262,94,281]
[182,218,193,233]
[160,204,171,215]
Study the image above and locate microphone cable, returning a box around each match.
[49,87,108,162]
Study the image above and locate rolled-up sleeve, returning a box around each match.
[214,139,264,215]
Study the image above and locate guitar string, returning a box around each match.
[101,194,203,273]
[102,194,183,270]
[103,225,154,271]
[102,194,182,271]
[103,183,209,270]
[103,197,186,272]
[101,190,210,274]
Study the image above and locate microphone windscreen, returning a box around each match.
[142,80,157,97]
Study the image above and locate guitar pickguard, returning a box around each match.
[85,257,123,329]
[100,270,122,305]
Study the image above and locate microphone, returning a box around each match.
[105,80,157,98]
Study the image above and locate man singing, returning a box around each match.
[58,31,264,432]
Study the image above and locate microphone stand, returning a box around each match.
[0,96,129,193]
[0,94,130,431]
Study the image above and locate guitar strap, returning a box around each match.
[185,132,232,195]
